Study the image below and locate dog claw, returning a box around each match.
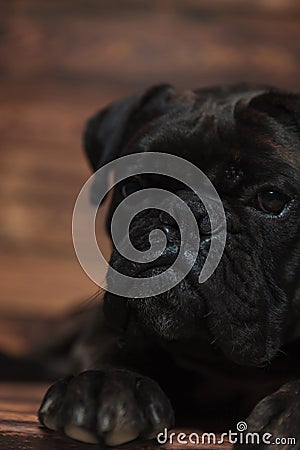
[103,426,140,446]
[64,425,99,444]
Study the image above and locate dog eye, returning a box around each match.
[122,178,143,198]
[257,190,290,215]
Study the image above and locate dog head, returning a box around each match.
[84,83,300,366]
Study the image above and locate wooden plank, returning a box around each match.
[0,79,115,317]
[0,253,103,317]
[0,3,299,89]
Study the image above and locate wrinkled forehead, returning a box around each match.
[131,98,300,182]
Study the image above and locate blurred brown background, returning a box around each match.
[0,0,300,341]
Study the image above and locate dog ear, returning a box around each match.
[83,84,176,174]
[248,89,300,129]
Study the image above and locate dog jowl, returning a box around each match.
[38,84,300,448]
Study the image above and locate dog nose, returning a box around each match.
[159,196,211,239]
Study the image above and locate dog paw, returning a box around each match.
[38,369,174,446]
[236,380,300,449]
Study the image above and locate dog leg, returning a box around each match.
[236,380,300,449]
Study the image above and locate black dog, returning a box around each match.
[38,84,300,448]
